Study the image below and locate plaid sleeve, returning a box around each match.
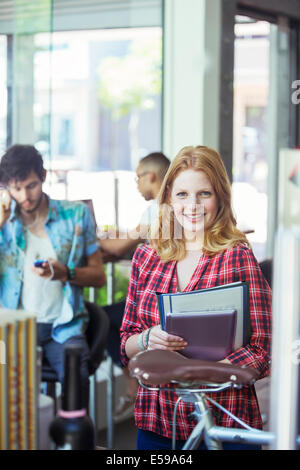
[226,246,272,378]
[120,246,145,367]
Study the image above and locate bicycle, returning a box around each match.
[129,349,277,450]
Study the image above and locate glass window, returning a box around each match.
[233,18,270,261]
[0,35,7,155]
[35,28,162,230]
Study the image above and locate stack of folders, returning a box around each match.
[156,282,250,361]
[0,310,38,450]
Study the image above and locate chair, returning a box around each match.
[259,258,273,288]
[257,258,273,428]
[41,301,110,428]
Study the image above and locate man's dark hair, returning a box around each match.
[139,152,170,182]
[0,144,44,184]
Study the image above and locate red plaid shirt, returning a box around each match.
[120,243,272,441]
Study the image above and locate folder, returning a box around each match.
[156,281,250,352]
[165,309,237,360]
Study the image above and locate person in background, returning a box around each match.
[120,145,272,450]
[0,144,106,410]
[101,152,170,258]
[100,152,170,423]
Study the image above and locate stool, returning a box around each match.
[41,301,110,429]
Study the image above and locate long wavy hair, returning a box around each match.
[150,145,250,261]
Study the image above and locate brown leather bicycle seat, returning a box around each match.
[129,350,259,386]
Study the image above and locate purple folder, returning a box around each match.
[165,309,237,361]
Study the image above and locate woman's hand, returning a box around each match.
[147,325,188,351]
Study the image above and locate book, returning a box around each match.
[0,318,8,450]
[6,317,19,449]
[165,309,237,360]
[24,313,38,450]
[7,311,32,450]
[0,309,37,450]
[156,282,250,351]
[16,316,28,450]
[7,310,38,450]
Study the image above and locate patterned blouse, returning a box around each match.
[120,243,272,441]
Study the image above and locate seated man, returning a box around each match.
[100,152,170,422]
[0,144,106,410]
[101,152,170,258]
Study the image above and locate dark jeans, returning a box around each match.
[137,429,262,451]
[38,323,90,410]
[103,301,126,368]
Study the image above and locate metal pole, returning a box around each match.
[106,262,115,449]
[89,287,96,303]
[89,375,96,426]
[105,174,118,449]
[88,290,97,429]
[106,356,115,450]
[269,227,300,449]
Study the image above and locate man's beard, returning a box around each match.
[143,191,154,201]
[20,191,44,214]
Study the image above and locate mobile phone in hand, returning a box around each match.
[34,259,48,268]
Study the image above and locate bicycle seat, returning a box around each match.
[129,350,259,387]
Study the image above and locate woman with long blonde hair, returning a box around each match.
[120,145,272,450]
[152,145,250,261]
